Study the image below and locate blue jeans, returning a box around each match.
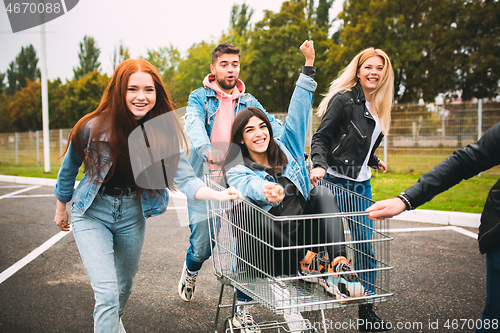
[476,247,500,332]
[186,199,212,272]
[323,174,377,295]
[71,190,146,333]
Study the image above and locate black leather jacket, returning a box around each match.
[404,121,500,254]
[311,82,382,179]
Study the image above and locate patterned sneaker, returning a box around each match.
[178,261,197,301]
[318,276,344,299]
[232,305,261,333]
[298,252,329,284]
[328,256,365,298]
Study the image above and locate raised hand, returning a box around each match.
[300,40,315,66]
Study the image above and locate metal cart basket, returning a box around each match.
[204,163,392,332]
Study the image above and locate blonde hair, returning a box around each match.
[316,48,394,134]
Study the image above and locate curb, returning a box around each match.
[0,175,187,199]
[0,175,480,228]
[390,209,480,229]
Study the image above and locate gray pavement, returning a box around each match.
[0,181,487,333]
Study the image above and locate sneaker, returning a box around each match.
[358,304,391,332]
[328,256,365,298]
[318,276,344,299]
[232,305,261,333]
[119,319,126,333]
[283,310,308,332]
[178,261,197,302]
[298,252,329,284]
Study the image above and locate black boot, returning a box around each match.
[358,304,391,332]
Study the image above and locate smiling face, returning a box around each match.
[126,71,156,120]
[210,53,240,94]
[357,55,385,101]
[241,116,270,165]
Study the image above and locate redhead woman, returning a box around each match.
[53,59,239,333]
[310,48,394,332]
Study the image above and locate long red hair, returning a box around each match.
[64,59,186,192]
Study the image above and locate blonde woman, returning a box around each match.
[309,48,394,332]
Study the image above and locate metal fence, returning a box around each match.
[0,100,499,176]
[0,128,72,167]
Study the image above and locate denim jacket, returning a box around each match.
[182,84,284,179]
[225,73,317,211]
[53,121,205,219]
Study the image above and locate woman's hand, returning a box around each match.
[54,200,70,231]
[218,186,241,201]
[195,186,241,202]
[263,183,284,203]
[300,40,315,67]
[377,160,387,173]
[366,198,406,220]
[309,167,326,186]
[203,149,225,164]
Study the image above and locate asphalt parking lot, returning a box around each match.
[0,181,487,333]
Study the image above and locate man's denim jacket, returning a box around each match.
[183,85,284,179]
[53,122,205,219]
[225,73,317,211]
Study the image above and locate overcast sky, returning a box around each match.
[0,0,342,82]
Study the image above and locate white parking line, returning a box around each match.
[0,185,41,200]
[383,226,478,239]
[0,230,71,284]
[0,185,32,189]
[7,194,55,198]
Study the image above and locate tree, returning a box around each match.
[0,93,12,133]
[73,35,101,80]
[16,45,40,89]
[230,3,254,37]
[173,41,216,107]
[451,0,500,100]
[221,3,255,52]
[5,44,41,95]
[316,0,334,30]
[111,41,130,70]
[6,62,18,95]
[60,71,109,127]
[244,0,312,112]
[8,79,42,131]
[47,78,67,129]
[0,72,5,94]
[145,44,180,94]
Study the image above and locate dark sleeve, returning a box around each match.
[368,134,384,168]
[302,66,316,78]
[310,93,347,170]
[405,122,500,208]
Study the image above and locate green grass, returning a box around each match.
[0,164,84,180]
[371,171,497,214]
[0,164,496,214]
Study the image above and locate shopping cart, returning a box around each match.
[204,161,392,332]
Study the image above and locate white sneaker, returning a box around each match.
[178,261,198,301]
[283,310,308,332]
[232,305,261,333]
[119,319,126,333]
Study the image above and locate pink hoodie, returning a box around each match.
[203,73,245,147]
